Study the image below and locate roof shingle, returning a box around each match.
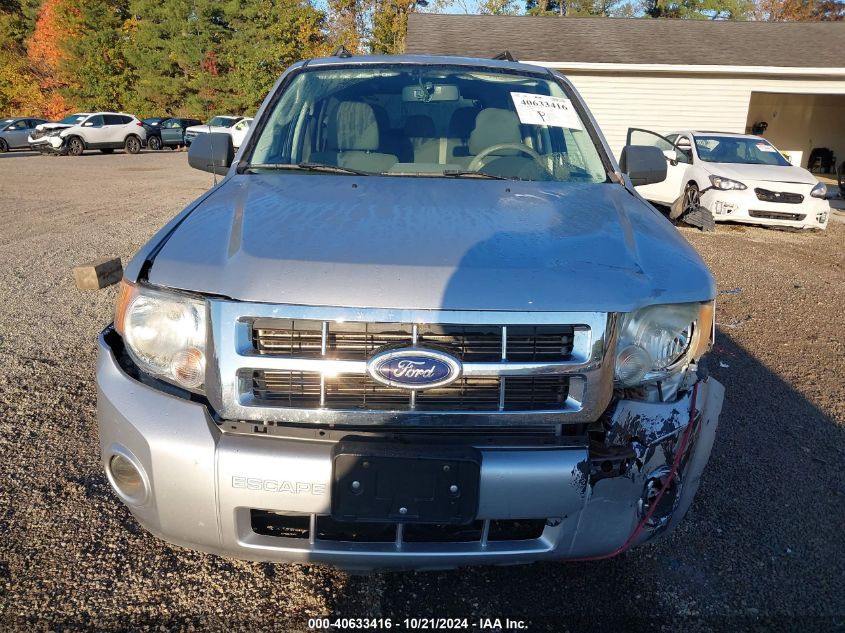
[405,14,845,68]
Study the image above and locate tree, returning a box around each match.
[57,0,134,111]
[216,0,329,112]
[369,0,428,54]
[754,0,844,20]
[124,0,233,116]
[478,0,521,13]
[526,0,628,16]
[642,0,752,18]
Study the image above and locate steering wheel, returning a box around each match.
[467,143,545,173]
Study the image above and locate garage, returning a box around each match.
[406,14,845,175]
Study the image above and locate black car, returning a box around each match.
[144,117,201,150]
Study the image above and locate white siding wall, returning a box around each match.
[551,70,845,161]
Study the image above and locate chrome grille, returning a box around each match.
[209,301,614,426]
[251,370,569,412]
[252,320,574,362]
[754,188,804,204]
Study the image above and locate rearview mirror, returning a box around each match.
[188,132,234,176]
[619,145,667,186]
[402,84,460,102]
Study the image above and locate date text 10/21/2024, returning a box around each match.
[307,618,529,630]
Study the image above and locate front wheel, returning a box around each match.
[66,136,84,156]
[0,138,8,152]
[147,136,162,151]
[124,135,141,154]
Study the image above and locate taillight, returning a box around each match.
[136,122,143,127]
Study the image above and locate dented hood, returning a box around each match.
[701,161,818,185]
[146,174,715,312]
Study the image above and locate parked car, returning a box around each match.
[228,117,253,149]
[99,54,724,571]
[183,115,243,146]
[29,112,147,156]
[0,117,48,151]
[147,117,202,150]
[140,117,168,150]
[629,129,829,230]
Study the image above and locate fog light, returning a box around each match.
[817,212,828,224]
[109,453,147,504]
[615,344,651,386]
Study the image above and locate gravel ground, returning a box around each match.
[1,150,844,632]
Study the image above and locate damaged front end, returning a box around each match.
[571,301,724,558]
[28,126,70,154]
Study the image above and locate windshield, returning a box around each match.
[248,64,609,182]
[694,135,790,166]
[209,116,238,127]
[60,113,88,125]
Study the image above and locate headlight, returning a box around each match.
[114,280,207,391]
[615,302,713,387]
[709,175,747,191]
[810,182,827,199]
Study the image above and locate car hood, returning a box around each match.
[701,161,817,185]
[36,122,73,131]
[186,125,232,134]
[146,175,715,312]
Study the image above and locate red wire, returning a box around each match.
[570,381,700,562]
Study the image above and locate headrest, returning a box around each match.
[448,107,479,139]
[404,115,436,138]
[328,102,379,152]
[468,109,522,155]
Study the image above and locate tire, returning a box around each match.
[0,138,8,152]
[66,136,84,156]
[100,148,115,154]
[148,135,162,151]
[669,182,700,220]
[124,135,141,154]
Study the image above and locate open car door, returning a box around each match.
[626,128,692,206]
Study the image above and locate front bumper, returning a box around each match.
[27,134,66,153]
[97,331,724,570]
[701,186,829,230]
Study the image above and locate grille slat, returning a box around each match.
[753,188,804,204]
[252,319,574,363]
[252,371,569,412]
[748,209,807,222]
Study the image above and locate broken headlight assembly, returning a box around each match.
[114,280,208,391]
[614,302,713,389]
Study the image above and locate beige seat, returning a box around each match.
[403,115,439,163]
[312,102,397,173]
[445,107,479,167]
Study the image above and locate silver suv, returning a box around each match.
[29,112,147,156]
[97,55,725,571]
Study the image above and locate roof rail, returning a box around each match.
[492,50,517,62]
[333,45,353,59]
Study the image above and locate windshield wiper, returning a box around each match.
[440,170,509,180]
[244,162,371,176]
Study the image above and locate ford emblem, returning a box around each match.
[367,348,461,390]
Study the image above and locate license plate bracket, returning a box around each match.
[331,441,481,525]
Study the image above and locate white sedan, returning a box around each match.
[628,129,829,230]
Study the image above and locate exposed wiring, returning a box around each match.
[570,381,700,562]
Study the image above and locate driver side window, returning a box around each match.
[629,129,690,165]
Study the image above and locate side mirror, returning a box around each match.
[620,145,668,186]
[662,149,678,162]
[188,132,234,175]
